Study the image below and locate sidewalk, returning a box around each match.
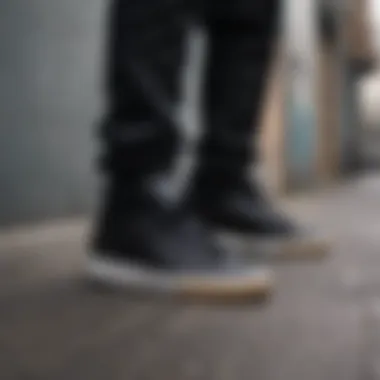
[1,173,380,380]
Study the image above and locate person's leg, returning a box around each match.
[189,0,328,259]
[200,0,280,179]
[191,0,292,232]
[100,0,186,176]
[88,0,273,297]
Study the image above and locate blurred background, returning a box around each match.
[0,0,379,226]
[1,0,380,379]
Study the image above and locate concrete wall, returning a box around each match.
[0,0,106,226]
[282,0,320,190]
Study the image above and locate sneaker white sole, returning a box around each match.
[86,254,274,299]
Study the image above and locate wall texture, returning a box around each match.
[0,0,106,226]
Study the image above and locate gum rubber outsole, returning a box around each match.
[278,238,331,261]
[219,233,331,262]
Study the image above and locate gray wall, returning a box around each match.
[0,0,106,226]
[0,1,203,227]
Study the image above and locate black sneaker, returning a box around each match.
[87,180,273,299]
[189,174,329,261]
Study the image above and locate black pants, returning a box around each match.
[101,0,280,179]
